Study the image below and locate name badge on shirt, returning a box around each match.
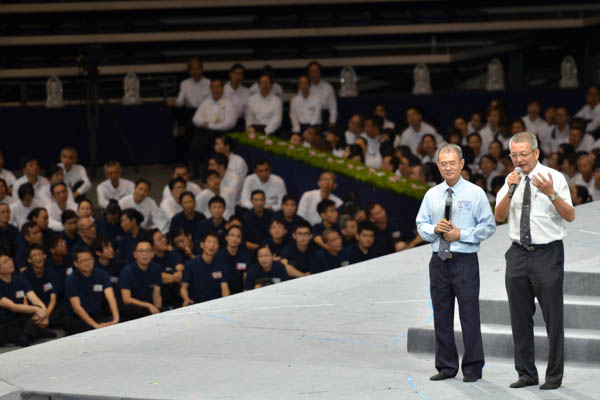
[211,271,223,280]
[272,278,281,284]
[165,267,173,273]
[392,231,401,239]
[268,196,278,204]
[341,261,350,267]
[43,282,53,292]
[15,290,25,299]
[236,263,247,271]
[93,284,103,292]
[458,201,472,211]
[110,276,119,284]
[66,267,73,276]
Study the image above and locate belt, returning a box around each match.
[432,252,474,260]
[512,240,560,252]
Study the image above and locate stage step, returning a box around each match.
[564,271,600,296]
[407,323,600,364]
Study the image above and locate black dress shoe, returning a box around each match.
[430,372,453,381]
[463,374,479,382]
[540,382,560,390]
[509,379,538,388]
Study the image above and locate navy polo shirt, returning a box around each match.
[309,249,345,274]
[0,275,32,322]
[281,242,318,274]
[46,257,74,295]
[182,256,225,303]
[243,261,289,290]
[59,231,79,252]
[21,266,58,306]
[214,247,251,295]
[119,262,162,303]
[340,242,376,266]
[95,217,124,247]
[194,218,227,250]
[342,236,356,248]
[14,244,32,270]
[243,209,275,245]
[0,223,18,255]
[118,229,147,265]
[312,222,340,238]
[372,222,405,257]
[169,211,205,242]
[261,237,288,257]
[153,250,184,274]
[272,212,307,241]
[64,268,112,318]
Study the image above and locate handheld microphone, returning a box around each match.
[508,167,523,198]
[445,195,452,220]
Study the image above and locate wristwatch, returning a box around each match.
[549,192,559,201]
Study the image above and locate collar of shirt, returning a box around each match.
[440,176,466,195]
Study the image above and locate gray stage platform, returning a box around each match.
[1,202,599,400]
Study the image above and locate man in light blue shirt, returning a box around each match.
[416,144,496,383]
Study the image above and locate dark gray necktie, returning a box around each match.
[520,176,531,247]
[437,188,453,261]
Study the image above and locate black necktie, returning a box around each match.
[437,188,453,261]
[520,176,531,247]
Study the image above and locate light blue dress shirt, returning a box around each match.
[416,177,496,253]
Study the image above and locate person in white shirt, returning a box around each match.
[539,107,570,155]
[344,114,365,145]
[575,85,600,133]
[0,150,16,193]
[395,107,444,154]
[38,165,77,207]
[10,183,43,229]
[453,117,469,143]
[224,63,250,123]
[569,122,595,152]
[248,65,284,100]
[417,134,438,164]
[572,154,595,191]
[467,112,484,135]
[374,104,395,131]
[46,182,77,231]
[289,75,322,134]
[307,61,337,127]
[57,147,91,199]
[0,178,14,206]
[297,172,343,225]
[96,160,135,209]
[195,170,223,219]
[13,157,49,204]
[522,99,548,137]
[154,177,186,234]
[161,164,202,205]
[361,115,383,169]
[192,78,237,132]
[466,132,484,166]
[168,58,211,109]
[213,135,248,180]
[118,179,158,229]
[207,154,238,219]
[589,162,600,201]
[479,154,500,192]
[240,159,286,211]
[246,73,283,136]
[477,107,501,153]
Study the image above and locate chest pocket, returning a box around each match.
[531,191,553,218]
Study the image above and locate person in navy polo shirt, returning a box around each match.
[45,233,71,295]
[14,221,43,272]
[214,225,251,295]
[148,229,184,308]
[21,244,61,329]
[118,208,146,266]
[243,190,275,252]
[340,221,377,265]
[0,203,18,257]
[261,216,288,257]
[171,226,196,261]
[63,247,119,335]
[194,196,227,251]
[90,237,123,304]
[169,191,205,241]
[281,221,316,277]
[181,232,230,306]
[119,240,163,320]
[312,199,340,249]
[95,200,124,248]
[0,252,48,346]
[60,209,79,252]
[310,228,346,274]
[273,194,307,241]
[244,244,289,290]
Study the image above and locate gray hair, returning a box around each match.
[434,144,463,163]
[104,160,121,173]
[509,132,538,151]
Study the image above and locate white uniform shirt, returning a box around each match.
[195,188,235,220]
[383,119,395,131]
[96,178,135,209]
[539,124,569,155]
[309,80,337,124]
[496,162,572,244]
[572,134,596,152]
[361,134,382,169]
[477,124,498,155]
[13,176,49,203]
[0,169,16,189]
[9,199,44,229]
[289,92,322,133]
[161,181,201,205]
[119,195,159,229]
[589,181,600,201]
[297,189,343,225]
[240,173,287,211]
[155,197,183,234]
[224,82,250,119]
[575,103,600,133]
[245,92,283,135]
[192,96,237,131]
[58,163,92,196]
[227,153,248,180]
[572,173,595,192]
[593,138,600,150]
[249,82,284,100]
[221,170,243,206]
[47,199,77,231]
[522,115,548,137]
[394,122,443,155]
[345,130,364,145]
[38,184,75,206]
[0,194,15,206]
[175,77,211,108]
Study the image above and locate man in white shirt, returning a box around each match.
[0,178,14,206]
[57,147,91,199]
[248,65,284,100]
[290,75,322,134]
[374,104,395,131]
[590,162,600,201]
[214,135,248,180]
[13,157,49,204]
[307,61,337,128]
[522,99,548,138]
[195,170,222,219]
[540,107,570,155]
[207,154,239,219]
[297,172,343,225]
[155,177,186,234]
[169,58,211,109]
[96,160,135,209]
[477,107,501,153]
[240,159,286,211]
[160,164,202,204]
[38,165,75,206]
[495,132,574,390]
[575,85,600,133]
[569,122,595,152]
[192,79,237,132]
[345,114,365,145]
[361,115,383,169]
[46,182,77,231]
[224,63,250,123]
[118,179,158,229]
[10,183,44,229]
[0,150,16,193]
[245,73,282,136]
[395,107,443,155]
[572,154,595,191]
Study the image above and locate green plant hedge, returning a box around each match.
[228,132,429,200]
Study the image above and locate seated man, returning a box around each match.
[170,191,205,240]
[63,247,119,335]
[38,165,75,205]
[60,210,79,252]
[155,177,186,234]
[367,202,409,256]
[181,232,229,306]
[298,172,343,226]
[244,244,289,290]
[96,160,135,209]
[119,240,163,320]
[289,75,322,134]
[0,178,14,206]
[207,153,239,218]
[245,73,283,136]
[281,221,316,277]
[361,115,384,169]
[13,157,49,204]
[58,147,92,199]
[312,199,340,249]
[45,234,71,295]
[47,181,77,232]
[0,252,48,346]
[240,159,287,211]
[214,225,251,295]
[0,203,18,257]
[161,164,202,204]
[90,237,123,296]
[274,194,307,241]
[14,221,43,272]
[309,229,345,275]
[10,183,43,229]
[345,114,365,145]
[195,170,222,219]
[243,190,275,251]
[192,78,237,132]
[171,227,196,261]
[75,216,97,250]
[194,196,228,250]
[261,216,289,257]
[119,179,158,229]
[148,229,184,309]
[214,134,248,180]
[339,214,358,247]
[340,221,377,265]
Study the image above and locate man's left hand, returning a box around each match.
[442,223,461,243]
[531,172,554,197]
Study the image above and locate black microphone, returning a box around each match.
[445,194,452,220]
[508,167,523,198]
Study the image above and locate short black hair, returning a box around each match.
[20,156,38,170]
[46,164,63,179]
[61,209,78,224]
[105,199,121,216]
[17,182,35,200]
[168,176,186,191]
[50,181,67,195]
[209,152,229,169]
[269,216,287,229]
[21,221,37,237]
[74,246,94,261]
[208,195,226,207]
[364,114,384,132]
[179,191,195,204]
[122,208,144,225]
[294,221,312,233]
[201,231,220,243]
[281,193,297,205]
[45,233,64,250]
[251,190,265,200]
[27,243,45,257]
[215,135,233,149]
[317,199,336,215]
[357,221,376,235]
[27,207,46,221]
[230,63,245,73]
[205,170,220,182]
[254,159,270,169]
[307,61,323,72]
[135,178,151,189]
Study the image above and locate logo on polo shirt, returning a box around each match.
[93,284,103,292]
[211,271,223,279]
[342,261,350,267]
[43,282,53,292]
[236,263,247,271]
[110,276,119,283]
[272,278,281,284]
[458,201,472,210]
[66,267,73,276]
[15,290,25,299]
[392,231,401,239]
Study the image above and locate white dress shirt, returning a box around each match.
[394,122,443,155]
[297,189,343,225]
[155,197,183,234]
[361,133,383,169]
[496,162,572,244]
[195,188,219,219]
[589,181,600,201]
[539,124,569,155]
[58,163,92,195]
[119,195,159,229]
[572,173,595,192]
[0,194,15,205]
[13,175,50,202]
[345,130,364,145]
[522,115,548,137]
[227,153,248,180]
[192,96,237,131]
[245,92,283,135]
[249,82,284,100]
[309,80,337,124]
[289,92,322,133]
[221,170,243,206]
[240,173,287,211]
[224,82,250,119]
[476,124,498,155]
[47,199,77,231]
[575,103,600,132]
[96,178,135,209]
[383,118,395,131]
[0,169,16,189]
[161,181,201,205]
[9,199,44,229]
[572,134,596,152]
[175,77,211,109]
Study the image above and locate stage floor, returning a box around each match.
[1,202,600,400]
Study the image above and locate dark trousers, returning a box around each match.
[0,314,42,345]
[429,252,484,377]
[120,303,152,322]
[64,313,112,335]
[161,282,182,309]
[189,127,221,177]
[505,241,564,385]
